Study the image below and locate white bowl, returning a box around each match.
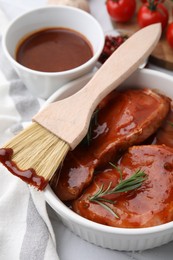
[44,68,173,251]
[2,6,104,99]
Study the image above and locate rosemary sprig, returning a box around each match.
[89,165,147,218]
[168,121,173,127]
[109,162,123,181]
[82,108,99,146]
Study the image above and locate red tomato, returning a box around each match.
[137,3,169,31]
[166,23,173,48]
[106,0,136,22]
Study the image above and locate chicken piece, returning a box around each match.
[73,145,173,228]
[51,89,170,201]
[155,106,173,148]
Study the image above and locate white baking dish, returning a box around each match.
[44,68,173,251]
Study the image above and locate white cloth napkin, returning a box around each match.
[0,6,59,260]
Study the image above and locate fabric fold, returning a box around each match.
[0,6,59,260]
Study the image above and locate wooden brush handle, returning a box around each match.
[34,24,161,149]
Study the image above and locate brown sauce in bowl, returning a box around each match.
[16,27,93,72]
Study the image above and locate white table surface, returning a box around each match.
[1,0,173,259]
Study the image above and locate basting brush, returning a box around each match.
[0,24,161,190]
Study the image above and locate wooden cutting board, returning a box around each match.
[112,0,173,70]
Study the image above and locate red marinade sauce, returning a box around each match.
[0,148,47,190]
[16,27,93,73]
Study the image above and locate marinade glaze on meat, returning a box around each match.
[73,145,173,228]
[51,88,170,201]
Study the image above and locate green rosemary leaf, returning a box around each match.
[83,108,99,146]
[93,108,99,125]
[105,168,146,195]
[97,181,112,197]
[90,183,105,199]
[94,197,116,204]
[89,182,113,201]
[86,125,92,146]
[113,174,147,193]
[92,200,119,218]
[88,166,147,217]
[109,162,123,181]
[113,182,143,193]
[168,121,173,127]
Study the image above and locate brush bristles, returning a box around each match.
[4,122,70,181]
